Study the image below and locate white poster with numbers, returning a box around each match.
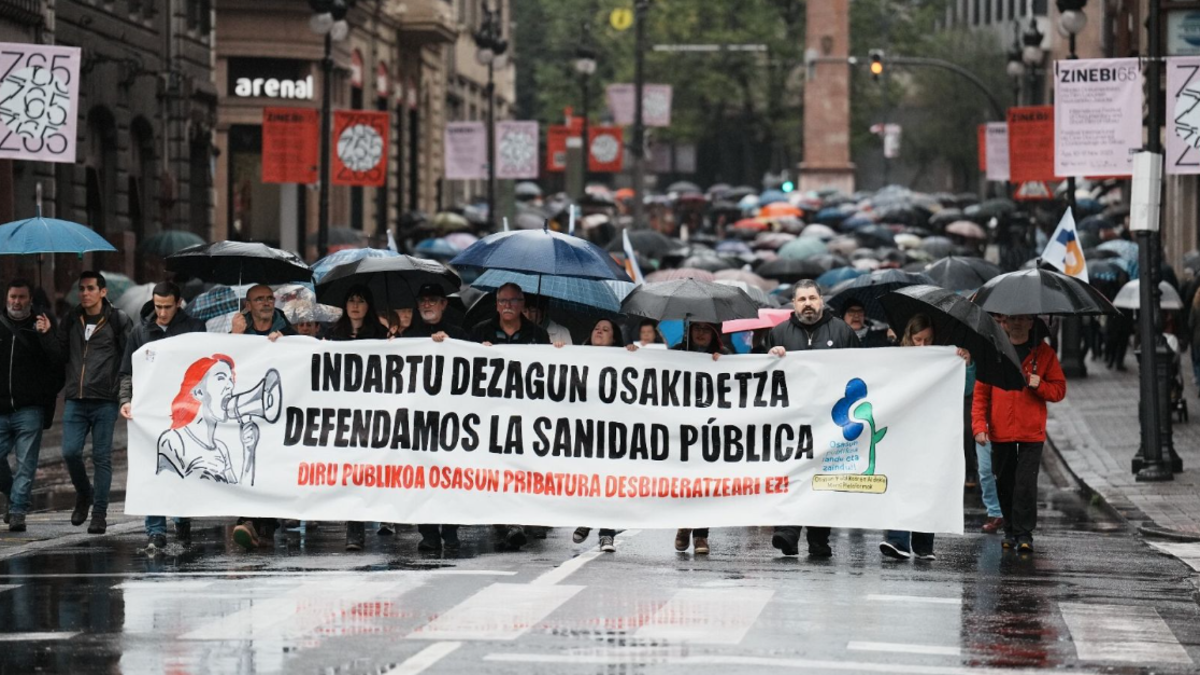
[0,43,80,163]
[1166,56,1200,175]
[1053,58,1143,177]
[124,334,968,534]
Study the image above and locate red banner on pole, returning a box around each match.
[546,125,571,173]
[977,124,987,173]
[588,126,624,173]
[332,110,390,187]
[1007,106,1058,183]
[262,108,319,184]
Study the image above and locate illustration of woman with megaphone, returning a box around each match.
[157,353,282,486]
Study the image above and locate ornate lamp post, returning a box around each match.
[474,2,508,230]
[1057,1,1088,378]
[574,26,597,199]
[1021,18,1045,105]
[308,0,354,259]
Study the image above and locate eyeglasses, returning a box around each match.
[249,296,275,304]
[497,298,525,306]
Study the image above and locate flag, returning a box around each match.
[386,230,399,253]
[1041,208,1088,283]
[622,229,644,285]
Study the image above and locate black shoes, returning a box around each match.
[71,491,92,527]
[8,513,25,532]
[87,513,107,534]
[807,541,833,558]
[345,522,366,551]
[1017,537,1034,554]
[442,528,461,551]
[771,532,800,556]
[417,535,441,552]
[147,534,167,551]
[879,541,911,560]
[504,526,527,550]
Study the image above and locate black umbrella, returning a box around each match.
[756,258,827,283]
[826,269,934,322]
[928,208,964,228]
[167,241,312,285]
[680,254,735,272]
[971,268,1119,316]
[620,279,759,323]
[667,181,703,195]
[315,255,461,309]
[855,225,896,248]
[807,253,851,272]
[924,256,1003,292]
[881,285,1025,391]
[605,230,682,260]
[921,236,955,259]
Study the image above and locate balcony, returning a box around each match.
[0,0,46,25]
[396,0,458,45]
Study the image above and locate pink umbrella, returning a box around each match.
[722,308,792,334]
[946,220,987,240]
[714,268,779,291]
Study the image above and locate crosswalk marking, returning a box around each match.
[384,641,462,675]
[0,632,78,641]
[407,583,583,640]
[848,641,961,656]
[634,588,774,644]
[866,594,962,605]
[1147,541,1200,573]
[1059,602,1193,665]
[0,584,19,594]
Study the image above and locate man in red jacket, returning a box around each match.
[972,314,1066,554]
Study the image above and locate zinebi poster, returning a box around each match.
[0,43,81,163]
[1008,106,1057,183]
[1053,58,1143,177]
[1166,56,1200,175]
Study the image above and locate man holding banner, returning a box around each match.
[765,280,860,557]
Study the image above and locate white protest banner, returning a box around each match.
[495,120,539,179]
[606,84,672,127]
[985,122,1011,182]
[0,43,81,163]
[125,335,966,534]
[443,121,487,179]
[1166,56,1200,175]
[1053,58,1143,177]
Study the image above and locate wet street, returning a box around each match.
[1,473,1198,675]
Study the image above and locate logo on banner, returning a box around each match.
[156,353,282,487]
[814,378,889,494]
[1057,230,1086,276]
[333,111,389,187]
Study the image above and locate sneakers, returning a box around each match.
[233,523,260,550]
[599,535,616,552]
[377,523,396,536]
[8,513,25,532]
[504,526,527,550]
[71,491,92,527]
[572,527,591,544]
[1017,538,1034,554]
[674,528,692,552]
[87,513,107,534]
[147,534,167,551]
[914,550,937,561]
[981,517,1005,534]
[771,531,800,556]
[879,541,911,560]
[176,520,192,547]
[692,537,709,555]
[1001,536,1016,550]
[808,542,833,558]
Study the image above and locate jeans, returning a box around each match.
[992,441,1044,541]
[975,441,1003,518]
[885,529,934,555]
[61,399,119,516]
[145,516,188,537]
[0,407,44,516]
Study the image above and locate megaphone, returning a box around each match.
[225,368,283,424]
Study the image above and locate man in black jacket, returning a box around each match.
[119,281,207,551]
[406,284,468,342]
[54,271,133,535]
[765,280,860,557]
[0,279,62,532]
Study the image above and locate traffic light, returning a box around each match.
[869,49,884,81]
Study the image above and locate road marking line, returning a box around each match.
[866,594,962,605]
[848,641,961,656]
[1147,541,1200,573]
[0,584,19,594]
[0,521,143,562]
[0,632,79,641]
[530,529,640,586]
[408,582,583,640]
[384,641,461,675]
[482,652,1105,674]
[634,588,773,644]
[1059,602,1193,665]
[0,570,515,579]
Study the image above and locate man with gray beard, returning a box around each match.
[764,280,860,557]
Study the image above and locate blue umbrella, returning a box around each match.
[311,247,399,283]
[450,228,631,281]
[414,238,460,260]
[814,207,850,226]
[0,208,117,256]
[1097,240,1139,279]
[473,269,625,314]
[816,267,863,289]
[759,190,788,205]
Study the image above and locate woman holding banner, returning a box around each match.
[879,314,971,562]
[328,285,389,551]
[671,322,726,555]
[572,318,639,553]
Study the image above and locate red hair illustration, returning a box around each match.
[170,354,236,429]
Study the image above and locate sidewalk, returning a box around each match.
[1046,354,1200,541]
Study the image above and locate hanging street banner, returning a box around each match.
[546,124,571,172]
[1053,58,1143,177]
[262,108,319,185]
[495,120,539,179]
[124,334,967,534]
[606,84,673,127]
[1166,56,1200,175]
[332,110,389,187]
[984,122,1011,182]
[588,126,624,172]
[444,121,488,180]
[1008,106,1058,183]
[0,43,81,163]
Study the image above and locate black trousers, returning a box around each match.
[991,441,1043,540]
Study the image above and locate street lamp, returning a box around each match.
[1057,1,1088,378]
[1007,23,1025,106]
[308,0,354,259]
[474,1,508,230]
[1022,18,1045,104]
[574,25,597,199]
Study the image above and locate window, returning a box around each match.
[187,0,211,35]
